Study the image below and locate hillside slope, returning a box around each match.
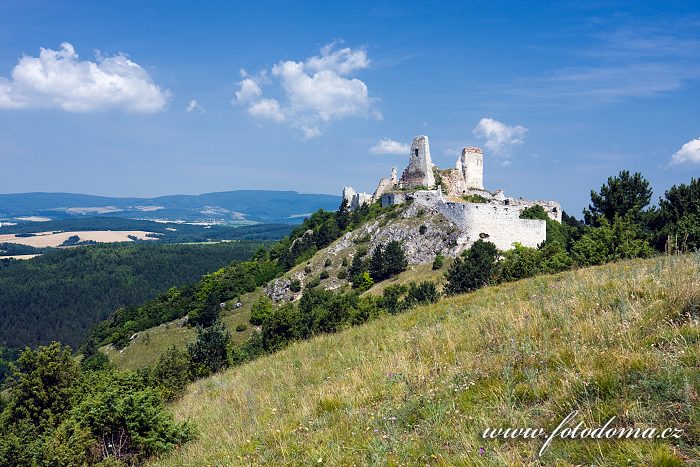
[151,255,700,466]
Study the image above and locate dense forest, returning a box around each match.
[0,216,292,243]
[0,241,269,350]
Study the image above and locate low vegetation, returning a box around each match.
[150,255,700,465]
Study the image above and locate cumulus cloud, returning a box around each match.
[186,99,204,113]
[0,42,168,112]
[670,138,700,166]
[233,43,379,139]
[369,138,409,155]
[473,118,528,156]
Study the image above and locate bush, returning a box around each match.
[0,344,193,465]
[356,271,374,292]
[320,271,330,280]
[261,304,301,352]
[445,240,499,295]
[572,216,653,266]
[324,258,332,267]
[337,269,348,280]
[235,324,247,332]
[432,254,445,270]
[250,296,272,325]
[289,279,302,293]
[404,281,440,307]
[187,321,230,377]
[462,194,487,203]
[419,225,428,235]
[150,347,192,401]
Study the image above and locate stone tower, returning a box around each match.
[457,146,484,190]
[399,135,435,189]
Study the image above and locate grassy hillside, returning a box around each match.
[151,255,699,465]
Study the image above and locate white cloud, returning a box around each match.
[369,138,409,155]
[670,138,700,166]
[248,97,285,122]
[234,77,262,103]
[0,42,168,112]
[473,118,528,156]
[186,99,204,113]
[233,43,379,138]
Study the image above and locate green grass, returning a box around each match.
[103,289,265,370]
[149,255,700,465]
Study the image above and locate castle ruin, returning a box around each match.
[342,135,561,251]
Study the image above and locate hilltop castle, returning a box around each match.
[342,135,561,251]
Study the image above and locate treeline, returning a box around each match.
[0,216,293,243]
[0,241,267,350]
[87,200,397,350]
[0,243,49,257]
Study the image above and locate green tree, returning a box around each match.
[368,244,385,281]
[583,170,652,225]
[572,216,653,266]
[150,347,192,401]
[250,296,273,325]
[187,321,230,377]
[445,240,499,295]
[336,198,351,231]
[383,241,408,278]
[193,292,221,328]
[261,304,301,352]
[656,178,700,251]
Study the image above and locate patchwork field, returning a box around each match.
[0,230,158,247]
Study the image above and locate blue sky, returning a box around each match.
[1,0,699,216]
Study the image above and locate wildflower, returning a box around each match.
[479,447,485,456]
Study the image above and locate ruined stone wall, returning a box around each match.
[372,177,395,201]
[441,168,467,195]
[460,147,484,190]
[505,198,562,222]
[400,135,435,189]
[436,201,546,250]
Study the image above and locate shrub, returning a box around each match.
[306,277,321,289]
[187,321,230,377]
[250,296,272,325]
[341,257,349,267]
[289,279,302,293]
[419,225,428,235]
[404,281,440,307]
[304,265,312,274]
[445,240,499,295]
[235,324,247,332]
[356,271,374,292]
[150,347,192,401]
[337,269,348,280]
[320,270,330,280]
[324,258,332,267]
[261,304,301,352]
[462,194,487,203]
[432,254,445,270]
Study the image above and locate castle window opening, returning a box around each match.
[415,149,419,158]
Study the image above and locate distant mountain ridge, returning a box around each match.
[0,190,341,224]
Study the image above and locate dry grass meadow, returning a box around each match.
[148,254,700,466]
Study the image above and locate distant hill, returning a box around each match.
[0,190,341,224]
